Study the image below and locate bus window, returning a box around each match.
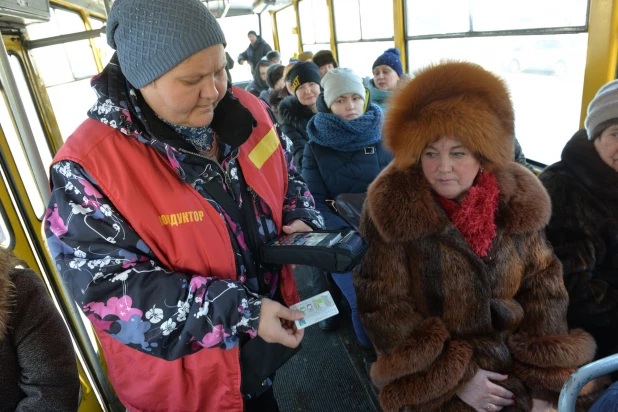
[89,17,114,67]
[8,55,53,177]
[0,92,45,218]
[405,0,589,165]
[299,0,331,53]
[334,0,394,76]
[217,14,259,83]
[276,6,299,63]
[27,7,99,140]
[259,13,275,56]
[0,205,11,249]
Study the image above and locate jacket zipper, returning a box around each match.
[247,186,273,243]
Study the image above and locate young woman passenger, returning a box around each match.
[43,1,324,410]
[303,68,392,353]
[540,79,618,364]
[354,61,606,411]
[278,61,322,173]
[363,48,405,112]
[0,248,80,411]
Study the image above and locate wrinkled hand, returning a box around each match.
[456,369,515,412]
[257,298,304,348]
[282,220,313,269]
[238,59,245,65]
[531,399,556,412]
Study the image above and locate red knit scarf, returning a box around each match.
[435,171,500,257]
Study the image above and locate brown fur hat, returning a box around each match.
[383,61,515,170]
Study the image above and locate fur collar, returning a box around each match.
[0,249,15,340]
[366,162,551,243]
[278,96,314,129]
[560,129,618,201]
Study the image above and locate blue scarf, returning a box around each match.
[306,103,383,152]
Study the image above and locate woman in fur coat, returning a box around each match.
[540,79,618,363]
[0,248,80,411]
[353,61,606,412]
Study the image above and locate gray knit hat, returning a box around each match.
[107,0,227,88]
[321,68,365,108]
[585,79,618,140]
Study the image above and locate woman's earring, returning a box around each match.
[479,167,485,173]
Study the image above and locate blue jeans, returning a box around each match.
[331,272,372,348]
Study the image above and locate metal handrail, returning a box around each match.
[558,354,618,411]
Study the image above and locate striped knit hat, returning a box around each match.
[585,79,618,140]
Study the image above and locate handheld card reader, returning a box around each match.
[260,229,368,273]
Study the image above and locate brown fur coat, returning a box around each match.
[354,163,604,411]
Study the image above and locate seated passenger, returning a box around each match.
[0,248,80,411]
[540,79,618,362]
[266,50,281,65]
[269,63,295,122]
[247,59,272,98]
[44,1,323,410]
[278,62,322,173]
[354,61,605,411]
[260,63,284,104]
[303,68,392,356]
[312,50,338,78]
[363,48,405,112]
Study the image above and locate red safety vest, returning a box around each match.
[53,87,299,411]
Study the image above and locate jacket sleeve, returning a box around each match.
[12,269,80,411]
[281,124,308,174]
[508,229,601,402]
[301,143,349,230]
[238,48,248,63]
[45,161,262,361]
[353,215,477,412]
[265,107,323,230]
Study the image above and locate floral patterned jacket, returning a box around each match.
[44,57,323,361]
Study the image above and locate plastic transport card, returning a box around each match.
[289,291,339,330]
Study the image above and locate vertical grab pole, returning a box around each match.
[0,39,50,206]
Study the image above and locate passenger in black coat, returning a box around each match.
[278,62,322,173]
[0,249,80,411]
[540,79,618,361]
[238,31,272,75]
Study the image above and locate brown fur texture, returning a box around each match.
[383,61,515,170]
[354,162,603,411]
[0,248,15,340]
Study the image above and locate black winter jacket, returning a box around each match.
[238,37,272,73]
[279,96,315,173]
[540,129,618,359]
[302,141,392,230]
[0,259,80,411]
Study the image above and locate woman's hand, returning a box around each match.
[456,369,515,412]
[531,399,557,412]
[257,298,305,348]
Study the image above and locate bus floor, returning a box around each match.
[275,266,381,412]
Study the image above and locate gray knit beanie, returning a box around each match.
[585,79,618,140]
[321,68,365,108]
[107,0,227,88]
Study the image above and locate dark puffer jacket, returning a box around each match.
[279,96,315,173]
[0,251,80,411]
[302,143,392,230]
[238,36,272,74]
[540,129,618,360]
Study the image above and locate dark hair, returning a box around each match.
[266,50,280,62]
[257,60,272,70]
